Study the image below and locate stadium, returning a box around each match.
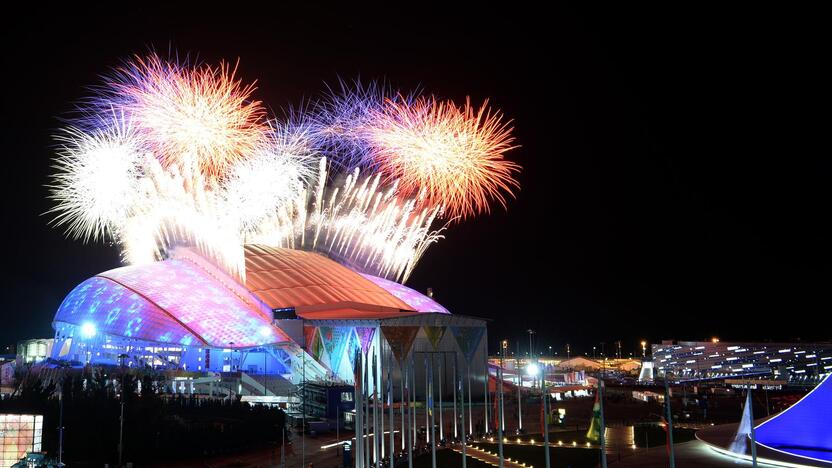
[49,244,488,396]
[41,53,504,403]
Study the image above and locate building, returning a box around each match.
[16,339,52,365]
[652,339,832,385]
[47,245,488,401]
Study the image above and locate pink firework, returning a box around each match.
[363,96,520,219]
[107,54,267,179]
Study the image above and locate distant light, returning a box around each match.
[258,326,272,337]
[80,322,97,339]
[526,363,540,376]
[711,337,719,343]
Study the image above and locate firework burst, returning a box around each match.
[48,112,145,242]
[49,53,520,284]
[103,54,267,179]
[224,122,318,235]
[363,96,520,219]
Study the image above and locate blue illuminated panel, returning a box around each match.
[54,276,199,345]
[755,373,832,463]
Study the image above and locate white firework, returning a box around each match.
[48,113,145,242]
[225,123,317,236]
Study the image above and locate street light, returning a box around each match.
[711,337,720,344]
[526,362,540,377]
[641,341,647,358]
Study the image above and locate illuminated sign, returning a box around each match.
[0,414,43,468]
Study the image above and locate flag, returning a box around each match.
[586,386,603,442]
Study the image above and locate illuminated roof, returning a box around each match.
[244,245,446,316]
[55,256,288,348]
[54,245,449,347]
[360,274,449,313]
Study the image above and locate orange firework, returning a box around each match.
[364,96,520,219]
[111,54,267,179]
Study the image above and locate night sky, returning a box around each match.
[1,5,828,356]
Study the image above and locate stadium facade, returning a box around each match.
[49,245,488,397]
[652,339,832,385]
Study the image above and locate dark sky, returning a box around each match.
[1,5,828,356]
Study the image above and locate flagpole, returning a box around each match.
[599,380,608,468]
[497,366,505,468]
[749,388,757,467]
[664,378,676,468]
[468,366,473,435]
[460,365,468,468]
[407,354,413,468]
[411,354,416,448]
[517,342,523,431]
[429,355,437,468]
[426,354,430,444]
[355,350,363,468]
[439,358,445,441]
[378,337,385,461]
[389,367,394,468]
[453,358,459,439]
[401,355,406,451]
[374,344,379,463]
[543,374,550,468]
[361,354,371,467]
[484,349,490,435]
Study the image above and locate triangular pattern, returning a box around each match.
[423,326,446,350]
[382,326,420,364]
[355,327,376,355]
[322,327,351,376]
[450,326,485,364]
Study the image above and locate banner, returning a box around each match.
[355,327,376,355]
[382,326,420,364]
[423,326,446,350]
[321,327,352,376]
[450,326,485,364]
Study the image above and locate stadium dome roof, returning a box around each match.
[54,245,447,348]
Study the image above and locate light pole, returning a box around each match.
[641,341,647,358]
[566,343,570,359]
[526,330,535,388]
[593,346,596,359]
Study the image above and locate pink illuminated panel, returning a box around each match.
[100,259,287,348]
[360,274,449,313]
